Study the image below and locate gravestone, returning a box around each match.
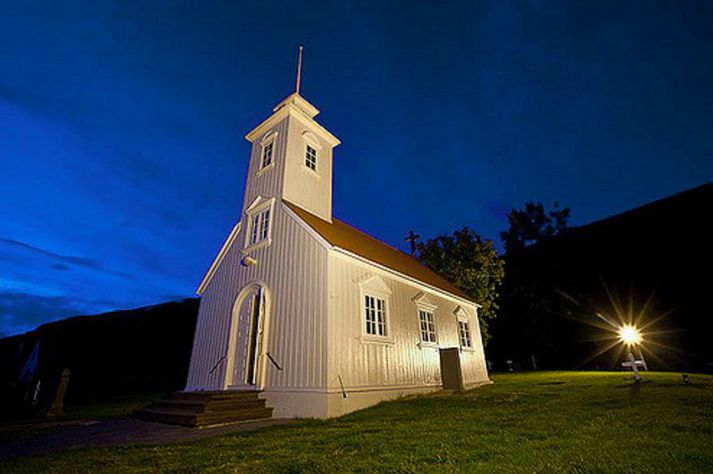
[47,369,71,417]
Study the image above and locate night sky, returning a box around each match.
[1,1,711,337]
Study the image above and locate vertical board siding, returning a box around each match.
[186,103,488,406]
[241,117,289,212]
[327,253,489,391]
[186,205,328,391]
[185,112,328,392]
[282,114,335,221]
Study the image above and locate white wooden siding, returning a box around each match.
[188,101,337,393]
[186,211,329,390]
[186,92,489,417]
[281,114,335,221]
[326,251,488,392]
[241,117,290,213]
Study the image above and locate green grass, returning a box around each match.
[4,371,713,473]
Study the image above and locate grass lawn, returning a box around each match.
[3,371,712,473]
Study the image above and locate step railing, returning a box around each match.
[209,354,227,375]
[266,352,283,371]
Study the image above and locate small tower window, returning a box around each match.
[259,209,271,240]
[249,213,260,244]
[305,145,317,171]
[244,197,275,249]
[248,208,271,246]
[261,141,274,169]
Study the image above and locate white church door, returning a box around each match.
[229,286,266,389]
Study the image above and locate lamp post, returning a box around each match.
[618,325,646,382]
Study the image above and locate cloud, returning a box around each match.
[0,237,133,280]
[0,291,86,336]
[0,237,99,270]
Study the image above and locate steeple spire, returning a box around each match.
[295,45,304,94]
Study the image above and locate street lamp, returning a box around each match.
[618,325,642,345]
[618,324,646,381]
[594,312,649,381]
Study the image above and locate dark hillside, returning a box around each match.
[0,299,198,417]
[490,183,712,372]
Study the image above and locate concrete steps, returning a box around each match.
[133,390,273,427]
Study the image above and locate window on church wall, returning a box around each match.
[419,310,437,343]
[413,293,438,347]
[249,213,260,245]
[364,294,387,337]
[259,209,270,240]
[261,141,274,169]
[248,208,271,246]
[458,320,473,348]
[359,275,393,344]
[305,145,317,171]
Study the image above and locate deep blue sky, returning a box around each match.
[1,1,711,336]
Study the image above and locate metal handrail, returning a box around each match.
[209,354,227,375]
[337,375,347,399]
[266,352,283,371]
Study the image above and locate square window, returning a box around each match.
[305,145,317,171]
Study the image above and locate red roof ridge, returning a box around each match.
[283,200,473,302]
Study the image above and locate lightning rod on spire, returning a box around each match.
[295,45,304,94]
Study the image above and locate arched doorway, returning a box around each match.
[226,283,269,389]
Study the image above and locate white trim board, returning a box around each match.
[196,222,241,295]
[281,201,333,248]
[332,247,479,308]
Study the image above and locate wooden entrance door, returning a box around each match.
[231,288,264,387]
[245,290,262,385]
[439,347,464,390]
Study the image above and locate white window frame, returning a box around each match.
[413,293,438,348]
[358,275,393,345]
[257,131,277,174]
[455,307,474,350]
[244,198,274,251]
[458,320,473,348]
[364,294,387,337]
[301,131,322,176]
[419,309,437,345]
[305,144,317,172]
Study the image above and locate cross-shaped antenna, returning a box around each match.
[405,230,420,256]
[295,45,304,94]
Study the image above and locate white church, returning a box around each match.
[182,59,490,420]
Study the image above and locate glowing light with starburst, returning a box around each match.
[618,324,642,346]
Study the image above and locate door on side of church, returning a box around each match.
[439,347,464,390]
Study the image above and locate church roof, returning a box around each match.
[284,201,473,302]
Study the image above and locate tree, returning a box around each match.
[493,202,573,369]
[417,228,505,345]
[500,202,570,253]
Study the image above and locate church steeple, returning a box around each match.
[242,47,340,222]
